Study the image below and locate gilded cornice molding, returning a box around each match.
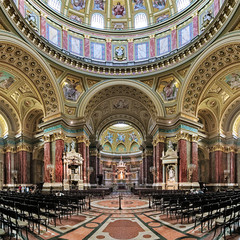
[16,144,31,152]
[5,146,15,153]
[192,135,199,143]
[208,144,237,153]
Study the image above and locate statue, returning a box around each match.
[201,11,213,31]
[168,140,173,149]
[71,140,75,151]
[114,46,126,61]
[25,11,38,31]
[168,166,175,181]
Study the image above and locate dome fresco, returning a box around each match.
[13,0,225,68]
[43,0,194,29]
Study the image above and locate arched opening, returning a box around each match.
[98,123,143,189]
[91,13,104,29]
[134,13,148,29]
[48,0,61,12]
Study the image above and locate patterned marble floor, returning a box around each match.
[17,194,240,240]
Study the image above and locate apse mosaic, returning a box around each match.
[225,72,240,89]
[0,71,15,89]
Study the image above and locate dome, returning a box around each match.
[42,0,194,30]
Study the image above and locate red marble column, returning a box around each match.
[89,149,97,184]
[230,151,236,183]
[153,145,156,184]
[214,0,220,16]
[86,144,90,184]
[44,141,51,183]
[5,151,11,184]
[193,15,199,37]
[55,139,64,183]
[18,151,27,184]
[171,28,177,50]
[128,40,134,61]
[78,142,87,183]
[209,151,214,183]
[84,37,90,58]
[18,0,25,16]
[156,142,164,183]
[178,139,187,182]
[106,41,112,61]
[62,29,68,50]
[214,151,222,183]
[150,36,155,58]
[40,15,47,38]
[191,141,198,182]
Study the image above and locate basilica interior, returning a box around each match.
[0,0,240,239]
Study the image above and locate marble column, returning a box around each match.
[86,142,90,184]
[4,149,12,184]
[54,132,65,183]
[230,149,236,183]
[43,136,51,183]
[152,144,156,184]
[156,140,165,183]
[89,148,97,184]
[77,137,87,184]
[191,136,199,182]
[146,148,153,184]
[17,149,28,184]
[177,133,189,183]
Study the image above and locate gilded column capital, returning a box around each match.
[16,144,31,152]
[226,146,236,153]
[192,135,199,143]
[5,146,15,153]
[53,132,65,141]
[176,132,191,141]
[42,135,51,143]
[76,135,88,144]
[153,134,165,145]
[209,144,225,152]
[86,139,90,147]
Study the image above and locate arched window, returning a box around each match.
[48,0,61,12]
[176,0,190,12]
[91,13,104,29]
[134,13,147,29]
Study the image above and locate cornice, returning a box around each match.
[1,0,238,77]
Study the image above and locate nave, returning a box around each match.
[0,190,240,240]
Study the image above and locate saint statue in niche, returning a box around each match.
[168,166,175,181]
[25,10,38,31]
[71,0,85,11]
[112,2,126,18]
[201,10,213,31]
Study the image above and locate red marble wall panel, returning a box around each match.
[19,0,25,16]
[21,151,27,184]
[193,16,199,37]
[230,152,236,183]
[90,154,97,184]
[191,142,198,182]
[147,155,153,184]
[5,152,11,184]
[128,41,134,61]
[78,142,87,183]
[55,139,64,183]
[153,145,156,183]
[62,29,68,50]
[171,29,177,50]
[178,139,187,182]
[86,145,90,183]
[150,37,155,58]
[44,142,51,183]
[84,38,90,57]
[40,16,46,38]
[156,142,164,183]
[106,42,112,61]
[214,0,220,16]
